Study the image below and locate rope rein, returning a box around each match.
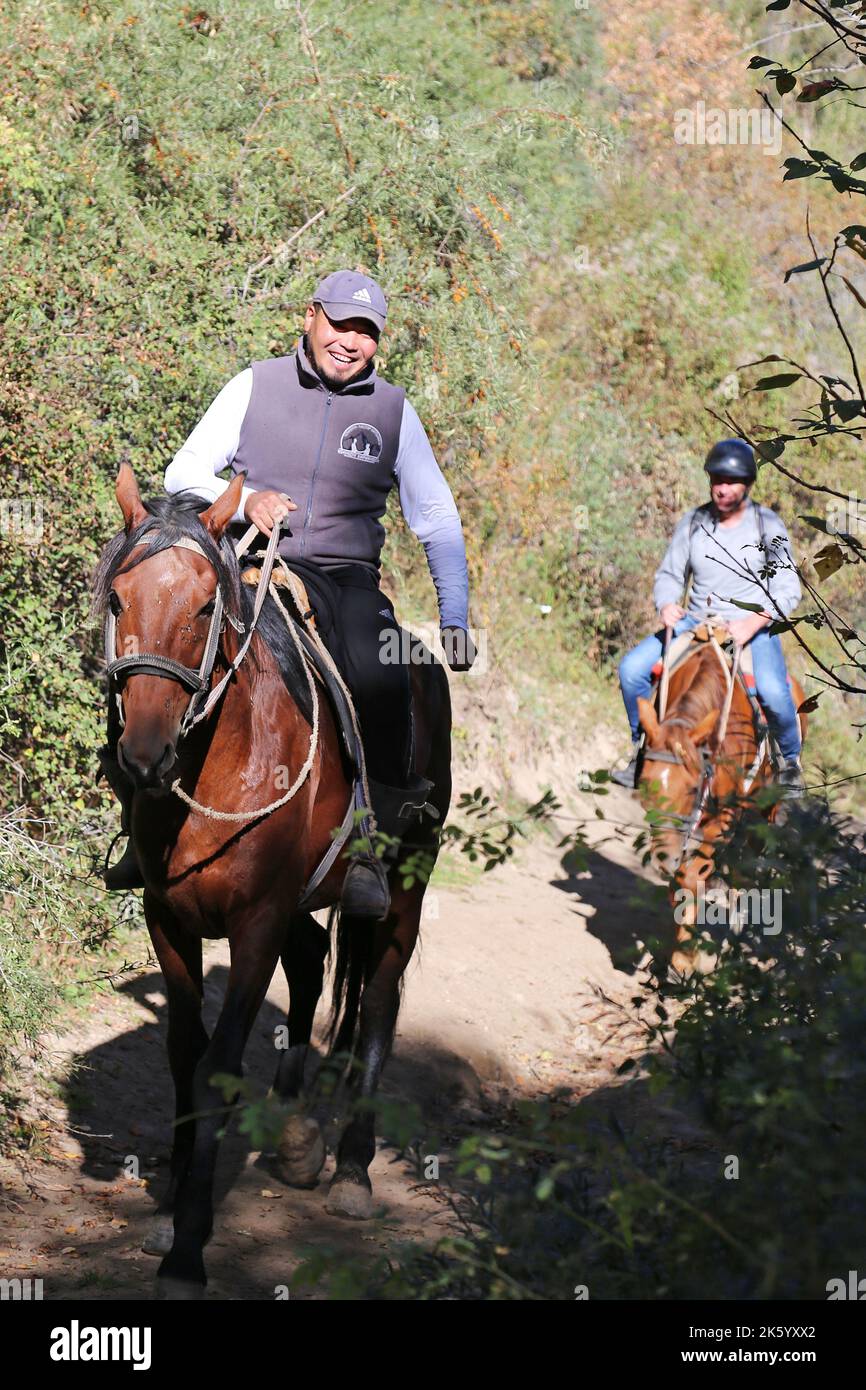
[169,569,322,823]
[107,520,372,831]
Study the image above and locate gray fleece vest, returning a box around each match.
[232,336,405,573]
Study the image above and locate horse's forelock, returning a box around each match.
[91,491,243,623]
[91,489,312,723]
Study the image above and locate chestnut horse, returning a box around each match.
[635,634,806,973]
[93,465,451,1298]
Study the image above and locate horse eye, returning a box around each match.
[198,597,216,619]
[109,592,122,617]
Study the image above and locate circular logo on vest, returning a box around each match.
[337,422,383,463]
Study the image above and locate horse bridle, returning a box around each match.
[641,717,716,857]
[104,522,281,739]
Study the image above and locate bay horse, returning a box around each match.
[635,631,806,974]
[92,464,451,1298]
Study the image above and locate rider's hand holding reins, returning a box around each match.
[659,602,685,628]
[726,611,771,647]
[441,625,476,672]
[244,489,297,536]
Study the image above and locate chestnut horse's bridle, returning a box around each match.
[641,718,716,860]
[104,521,280,739]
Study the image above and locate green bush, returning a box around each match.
[346,800,866,1299]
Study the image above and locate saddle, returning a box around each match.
[651,619,758,689]
[240,555,431,908]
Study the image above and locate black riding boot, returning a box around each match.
[98,747,145,891]
[340,773,435,920]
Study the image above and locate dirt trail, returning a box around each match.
[0,778,668,1301]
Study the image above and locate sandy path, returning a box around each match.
[0,784,667,1301]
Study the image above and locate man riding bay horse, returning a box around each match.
[611,438,805,796]
[102,270,477,918]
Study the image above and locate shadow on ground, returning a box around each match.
[550,847,674,974]
[28,960,511,1300]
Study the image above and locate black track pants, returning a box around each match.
[319,565,412,787]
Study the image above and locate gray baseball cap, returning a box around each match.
[311,270,387,333]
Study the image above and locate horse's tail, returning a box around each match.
[326,904,374,1062]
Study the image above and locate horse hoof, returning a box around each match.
[276,1114,326,1188]
[155,1275,205,1300]
[325,1179,374,1220]
[142,1214,175,1256]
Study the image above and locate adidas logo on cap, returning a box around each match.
[352,287,372,303]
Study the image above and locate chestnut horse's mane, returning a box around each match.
[92,489,314,725]
[661,643,728,743]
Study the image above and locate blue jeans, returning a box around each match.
[618,615,802,761]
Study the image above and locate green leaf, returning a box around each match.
[783,257,825,282]
[755,437,787,461]
[782,158,819,180]
[752,373,801,390]
[833,397,866,421]
[798,514,833,534]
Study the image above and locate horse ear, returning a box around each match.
[637,696,662,746]
[690,708,720,747]
[116,462,148,533]
[200,473,246,541]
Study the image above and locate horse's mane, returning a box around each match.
[658,644,728,749]
[92,489,314,725]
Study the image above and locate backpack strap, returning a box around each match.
[683,503,714,606]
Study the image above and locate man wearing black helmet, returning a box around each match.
[611,439,804,794]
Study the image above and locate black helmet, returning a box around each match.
[704,438,757,483]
